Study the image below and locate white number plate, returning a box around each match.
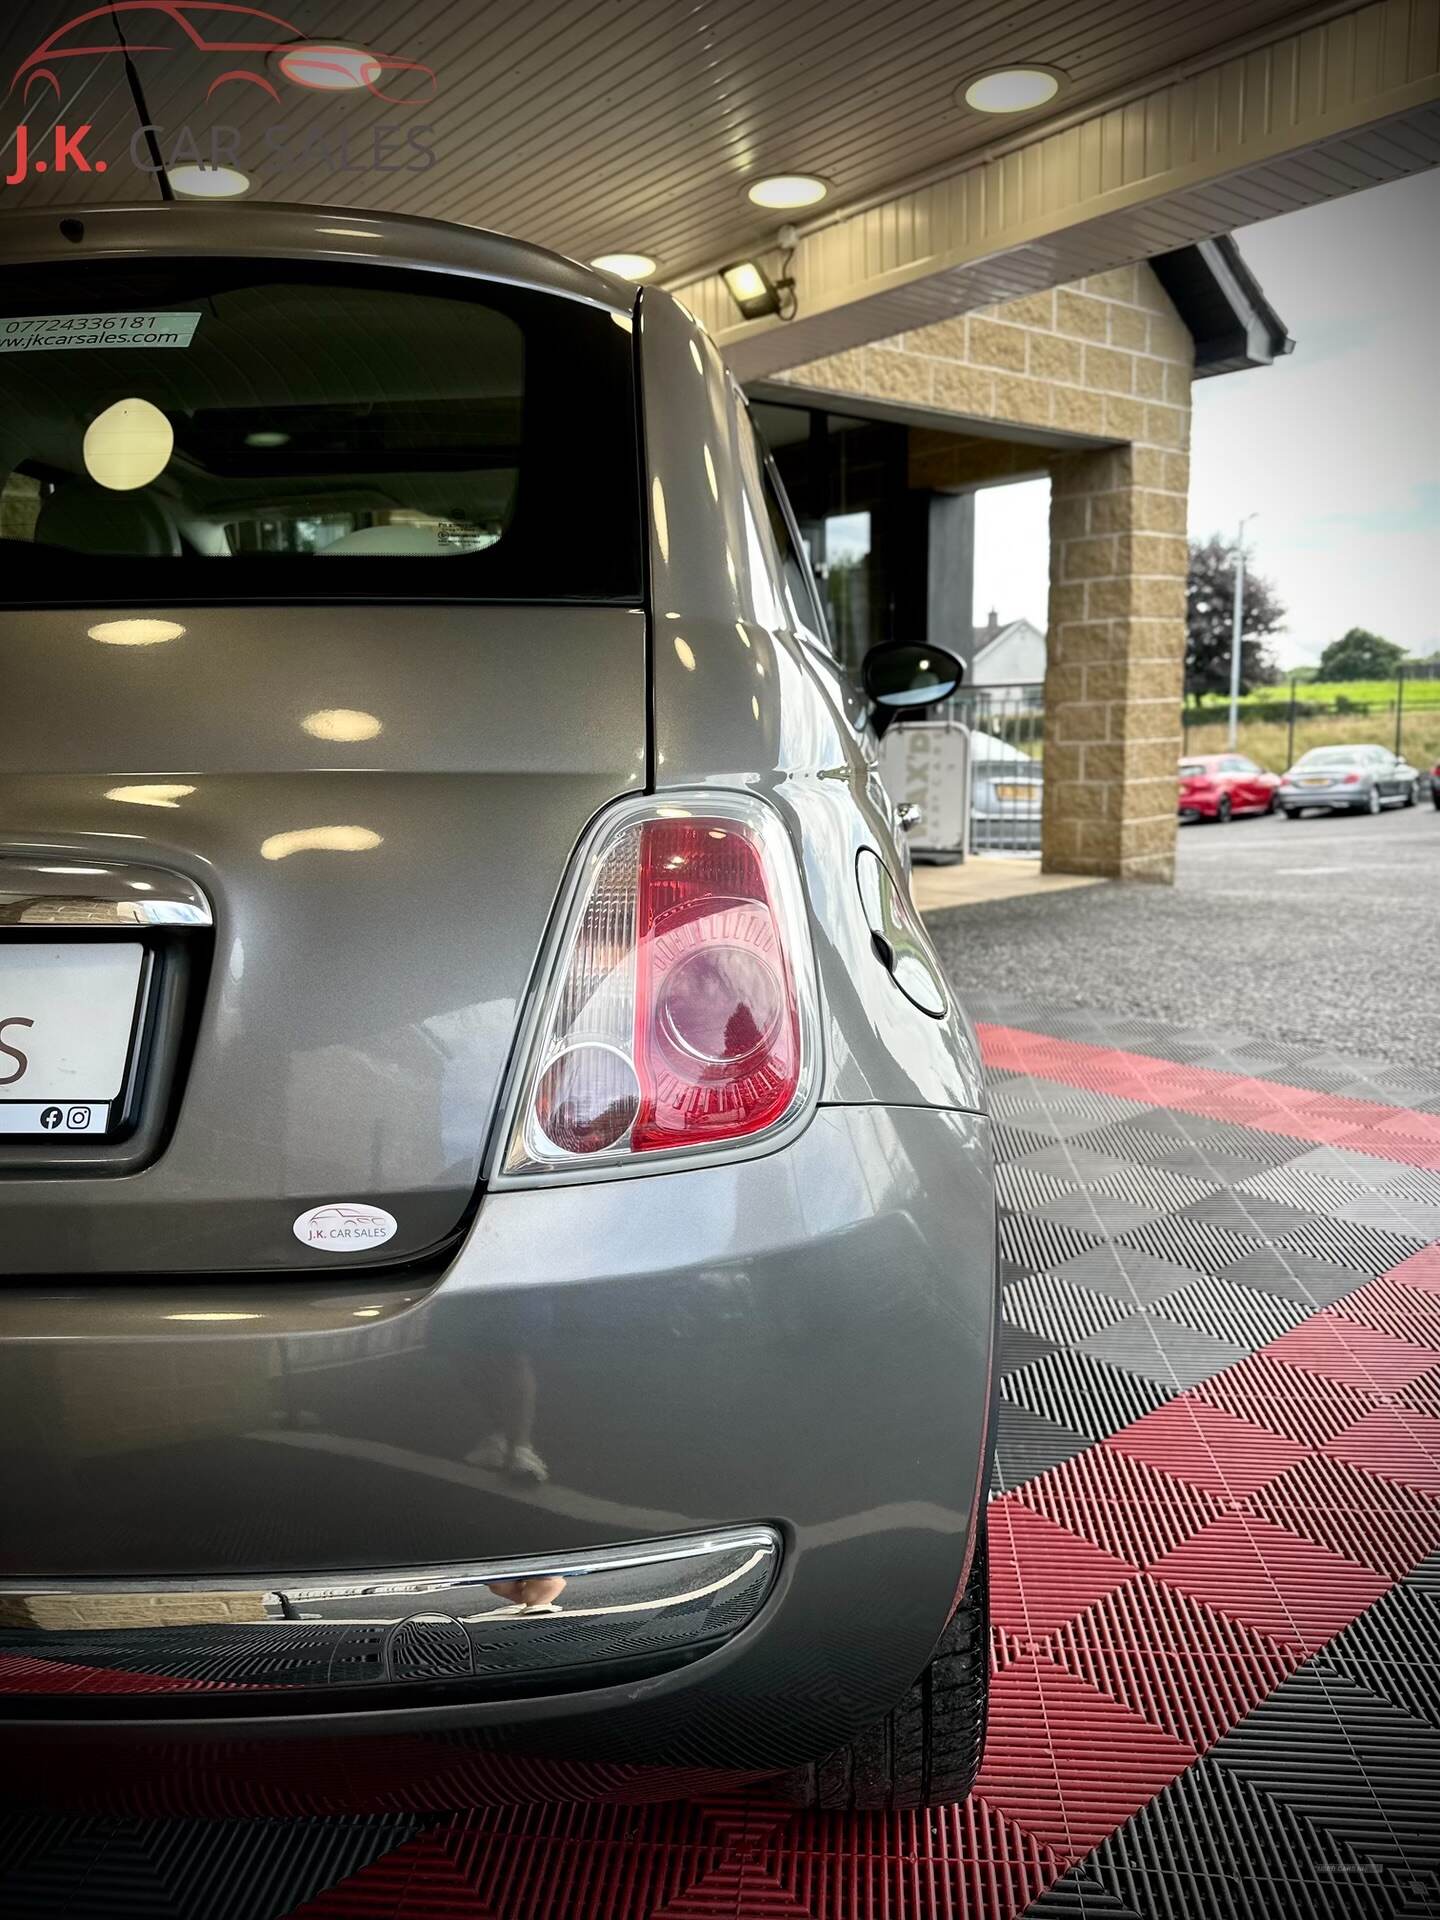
[0,943,144,1135]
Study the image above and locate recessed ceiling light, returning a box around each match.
[169,163,250,198]
[277,43,381,91]
[962,67,1064,113]
[747,174,828,210]
[590,252,658,281]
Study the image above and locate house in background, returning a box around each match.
[970,610,1046,687]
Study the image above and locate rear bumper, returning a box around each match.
[0,1526,779,1698]
[0,1103,997,1807]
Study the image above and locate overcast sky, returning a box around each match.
[972,169,1439,668]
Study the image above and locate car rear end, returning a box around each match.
[968,730,1042,850]
[1177,758,1220,819]
[1278,750,1372,813]
[0,205,994,1812]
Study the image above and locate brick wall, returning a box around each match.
[772,263,1196,881]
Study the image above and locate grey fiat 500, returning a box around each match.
[0,204,996,1814]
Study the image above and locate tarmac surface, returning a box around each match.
[928,801,1439,1070]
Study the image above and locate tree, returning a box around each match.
[1317,628,1408,681]
[1185,535,1283,699]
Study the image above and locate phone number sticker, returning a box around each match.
[0,312,201,352]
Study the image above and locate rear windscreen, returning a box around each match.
[0,260,641,603]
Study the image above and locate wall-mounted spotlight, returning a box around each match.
[720,258,793,321]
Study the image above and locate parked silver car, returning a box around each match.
[969,727,1044,851]
[1278,743,1421,816]
[0,203,996,1815]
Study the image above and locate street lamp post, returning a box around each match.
[1227,512,1258,749]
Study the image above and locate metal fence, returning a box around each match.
[883,681,1046,859]
[1182,665,1440,774]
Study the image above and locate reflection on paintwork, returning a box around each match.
[651,477,669,563]
[302,709,383,742]
[260,825,383,860]
[104,783,195,808]
[86,619,185,647]
[673,636,696,671]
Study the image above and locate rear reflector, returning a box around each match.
[499,794,818,1179]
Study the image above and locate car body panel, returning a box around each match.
[0,604,644,1272]
[1,1103,995,1761]
[638,289,986,1116]
[1278,744,1420,813]
[0,204,995,1798]
[1178,753,1280,819]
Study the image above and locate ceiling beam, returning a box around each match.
[669,0,1440,379]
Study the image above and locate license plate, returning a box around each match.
[992,783,1037,803]
[0,942,144,1135]
[1300,776,1331,787]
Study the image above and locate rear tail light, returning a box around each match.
[497,794,819,1180]
[1342,772,1361,785]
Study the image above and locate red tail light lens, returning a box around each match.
[500,795,818,1179]
[1342,772,1361,785]
[633,820,800,1151]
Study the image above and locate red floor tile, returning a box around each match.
[1147,1511,1387,1652]
[986,1500,1138,1641]
[1322,1405,1440,1494]
[1261,1315,1440,1390]
[1104,1397,1309,1500]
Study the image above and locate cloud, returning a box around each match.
[1189,170,1439,667]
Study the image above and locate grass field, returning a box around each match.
[1182,680,1440,773]
[1182,709,1440,773]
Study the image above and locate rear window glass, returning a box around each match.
[1178,761,1207,776]
[0,260,641,603]
[1296,749,1360,767]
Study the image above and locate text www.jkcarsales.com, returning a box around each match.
[0,330,184,350]
[1,309,202,351]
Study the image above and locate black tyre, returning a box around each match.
[1365,786,1382,815]
[777,1515,989,1811]
[1216,795,1232,824]
[1403,782,1417,808]
[1432,787,1440,812]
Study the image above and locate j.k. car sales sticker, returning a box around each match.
[0,312,201,352]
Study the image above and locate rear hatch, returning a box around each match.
[0,248,645,1275]
[1177,760,1212,807]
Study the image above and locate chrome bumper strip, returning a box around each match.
[0,1527,779,1700]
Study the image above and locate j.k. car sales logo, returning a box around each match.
[5,2,438,189]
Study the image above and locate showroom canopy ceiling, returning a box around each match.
[0,0,1374,267]
[1,0,1436,373]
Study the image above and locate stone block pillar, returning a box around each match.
[1041,441,1191,882]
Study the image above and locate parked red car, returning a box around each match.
[1178,753,1281,822]
[1432,760,1440,810]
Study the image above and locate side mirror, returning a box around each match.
[862,642,963,737]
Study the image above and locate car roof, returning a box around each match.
[0,201,636,319]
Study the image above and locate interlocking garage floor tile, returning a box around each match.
[1103,1398,1310,1501]
[1076,1314,1248,1391]
[5,998,1439,1919]
[1002,1275,1138,1346]
[1212,1246,1367,1309]
[994,1404,1096,1491]
[1002,1349,1176,1433]
[1044,1247,1207,1308]
[999,1320,1065,1376]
